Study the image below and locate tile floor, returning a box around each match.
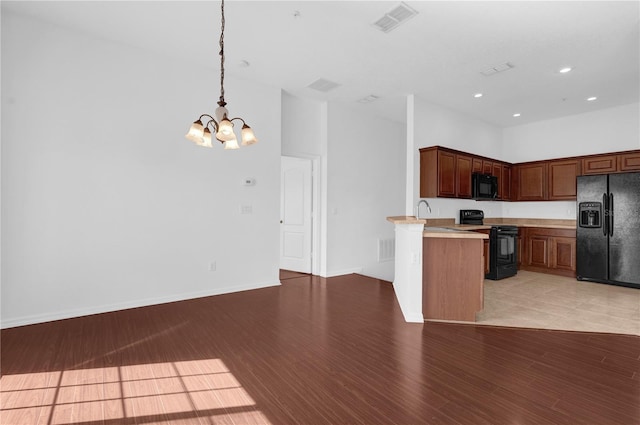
[476,270,640,336]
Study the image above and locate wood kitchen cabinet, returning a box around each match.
[512,162,547,201]
[472,157,483,173]
[420,147,639,201]
[501,165,512,201]
[419,147,472,198]
[456,154,473,198]
[420,148,453,197]
[582,155,618,175]
[548,159,580,200]
[618,152,640,172]
[581,151,640,175]
[522,228,576,277]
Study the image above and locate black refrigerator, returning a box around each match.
[576,172,640,289]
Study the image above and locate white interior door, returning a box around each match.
[280,156,312,273]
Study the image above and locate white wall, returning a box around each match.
[326,103,405,281]
[281,91,323,157]
[412,97,504,221]
[1,11,282,328]
[503,103,640,163]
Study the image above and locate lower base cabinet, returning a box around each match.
[521,228,576,277]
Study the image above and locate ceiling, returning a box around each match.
[3,1,639,126]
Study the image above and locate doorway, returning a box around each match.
[280,156,313,273]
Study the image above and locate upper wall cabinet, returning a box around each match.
[548,159,580,200]
[512,162,547,201]
[582,151,640,175]
[582,155,618,175]
[419,146,640,202]
[420,147,508,199]
[420,147,472,198]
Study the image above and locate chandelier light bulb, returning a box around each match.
[224,134,240,150]
[185,120,205,143]
[202,128,213,148]
[215,118,235,142]
[241,124,258,146]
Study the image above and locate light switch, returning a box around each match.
[240,204,253,214]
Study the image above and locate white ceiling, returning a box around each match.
[3,1,639,126]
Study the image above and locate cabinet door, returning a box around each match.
[516,163,547,201]
[437,150,456,197]
[582,155,617,175]
[501,165,512,201]
[456,154,473,198]
[419,148,438,198]
[551,237,576,272]
[482,160,493,174]
[472,158,483,174]
[618,152,640,172]
[527,236,549,268]
[548,159,579,200]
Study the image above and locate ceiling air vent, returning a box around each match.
[307,78,341,92]
[480,62,515,76]
[373,2,419,33]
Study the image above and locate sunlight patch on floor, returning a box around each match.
[0,358,271,425]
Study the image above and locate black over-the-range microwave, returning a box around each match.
[472,173,498,199]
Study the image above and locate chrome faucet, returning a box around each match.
[415,199,431,219]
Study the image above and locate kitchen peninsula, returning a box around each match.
[387,216,487,323]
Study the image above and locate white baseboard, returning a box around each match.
[0,280,281,329]
[323,267,364,278]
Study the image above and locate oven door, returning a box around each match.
[488,226,518,280]
[495,231,517,266]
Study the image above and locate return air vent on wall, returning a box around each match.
[378,238,395,262]
[307,78,341,92]
[373,2,419,33]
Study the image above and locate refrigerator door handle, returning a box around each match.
[603,193,608,236]
[609,193,614,237]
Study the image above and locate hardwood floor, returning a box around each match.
[2,273,639,425]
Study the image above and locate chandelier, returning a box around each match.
[185,0,258,150]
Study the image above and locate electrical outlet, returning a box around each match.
[208,261,216,272]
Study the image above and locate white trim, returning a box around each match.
[319,102,329,277]
[0,280,281,329]
[406,94,415,215]
[324,267,364,278]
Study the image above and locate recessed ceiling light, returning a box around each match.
[587,96,597,101]
[474,93,483,98]
[559,67,572,74]
[513,113,521,117]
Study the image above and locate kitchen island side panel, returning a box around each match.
[422,238,484,321]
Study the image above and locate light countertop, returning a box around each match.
[387,216,576,239]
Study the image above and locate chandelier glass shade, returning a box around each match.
[185,0,257,150]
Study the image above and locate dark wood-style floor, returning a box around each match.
[2,272,639,425]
